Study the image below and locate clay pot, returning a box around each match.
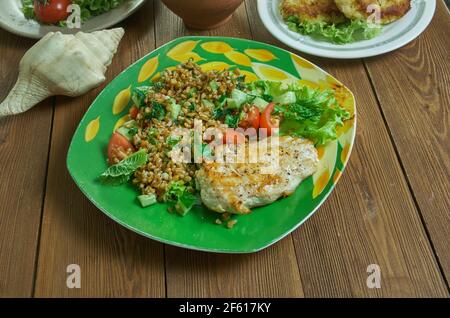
[161,0,245,30]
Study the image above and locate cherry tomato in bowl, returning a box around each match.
[34,0,71,24]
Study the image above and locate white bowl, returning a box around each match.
[0,0,145,39]
[257,0,436,59]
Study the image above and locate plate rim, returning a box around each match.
[256,0,436,59]
[0,0,146,39]
[66,35,357,253]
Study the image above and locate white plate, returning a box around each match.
[0,0,145,39]
[257,0,436,59]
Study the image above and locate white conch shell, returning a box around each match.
[0,28,125,117]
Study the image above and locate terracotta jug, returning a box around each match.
[161,0,245,30]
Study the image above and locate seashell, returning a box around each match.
[0,28,125,118]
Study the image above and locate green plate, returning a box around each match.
[67,36,356,253]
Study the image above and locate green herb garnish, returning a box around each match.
[99,149,148,186]
[164,181,198,216]
[145,102,166,121]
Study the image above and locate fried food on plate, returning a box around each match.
[334,0,411,24]
[280,0,346,24]
[196,136,319,214]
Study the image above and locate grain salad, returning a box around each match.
[131,60,243,201]
[99,59,350,223]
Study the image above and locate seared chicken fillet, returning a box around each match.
[196,136,319,214]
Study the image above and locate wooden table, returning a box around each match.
[0,0,448,298]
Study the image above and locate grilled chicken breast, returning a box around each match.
[196,136,319,214]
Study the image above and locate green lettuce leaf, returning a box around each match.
[285,16,381,44]
[99,149,148,186]
[164,181,186,202]
[248,80,350,145]
[21,0,35,19]
[277,84,349,145]
[174,192,197,216]
[164,181,198,216]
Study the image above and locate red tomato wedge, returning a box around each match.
[222,129,245,145]
[34,0,71,24]
[129,106,139,119]
[107,132,135,164]
[239,106,260,130]
[260,102,279,137]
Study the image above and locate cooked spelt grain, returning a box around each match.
[131,59,243,202]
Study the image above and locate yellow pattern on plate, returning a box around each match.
[291,54,315,69]
[169,52,204,63]
[224,51,252,67]
[113,114,131,132]
[316,145,326,160]
[244,49,277,62]
[151,66,177,82]
[199,61,231,72]
[333,168,342,184]
[201,41,234,54]
[336,118,354,137]
[239,70,259,83]
[151,72,161,82]
[167,40,199,57]
[167,41,203,63]
[312,140,337,198]
[85,116,100,142]
[313,170,330,199]
[298,79,320,89]
[112,85,131,115]
[341,143,350,165]
[253,63,293,81]
[138,55,159,83]
[331,85,355,117]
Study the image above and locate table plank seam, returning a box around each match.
[289,234,307,295]
[30,97,56,298]
[244,1,255,40]
[163,245,169,298]
[361,61,450,292]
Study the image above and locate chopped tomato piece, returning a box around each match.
[107,132,135,164]
[259,102,279,137]
[239,106,260,130]
[129,106,139,119]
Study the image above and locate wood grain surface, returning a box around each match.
[246,0,449,297]
[33,1,165,297]
[0,33,52,297]
[0,0,448,298]
[364,0,450,284]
